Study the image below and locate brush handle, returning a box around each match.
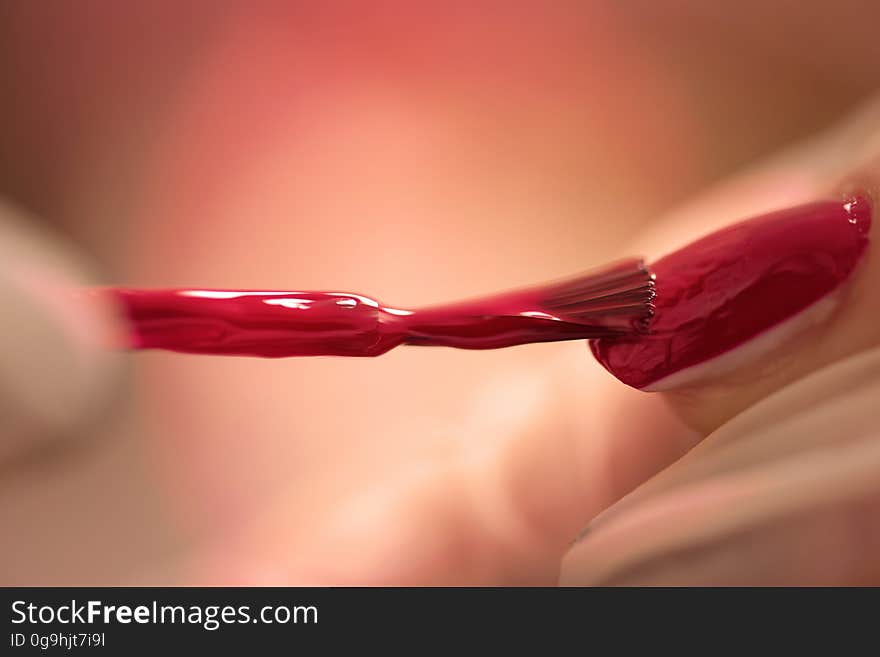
[100,261,653,358]
[108,288,403,357]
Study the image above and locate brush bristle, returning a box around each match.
[538,258,655,334]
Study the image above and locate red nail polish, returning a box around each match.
[590,196,872,390]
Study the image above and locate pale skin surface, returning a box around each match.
[1,3,880,585]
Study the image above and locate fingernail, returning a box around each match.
[591,196,872,390]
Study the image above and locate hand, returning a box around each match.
[0,200,119,465]
[159,97,880,585]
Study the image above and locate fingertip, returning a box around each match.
[0,202,124,461]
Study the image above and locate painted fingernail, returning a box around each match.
[591,196,872,390]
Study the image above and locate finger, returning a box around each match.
[560,348,880,585]
[558,96,880,584]
[520,94,880,559]
[0,200,121,464]
[596,93,880,433]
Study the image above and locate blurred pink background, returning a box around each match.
[1,1,879,583]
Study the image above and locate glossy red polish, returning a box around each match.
[590,197,872,390]
[107,259,655,357]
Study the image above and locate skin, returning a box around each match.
[561,109,880,584]
[1,4,880,585]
